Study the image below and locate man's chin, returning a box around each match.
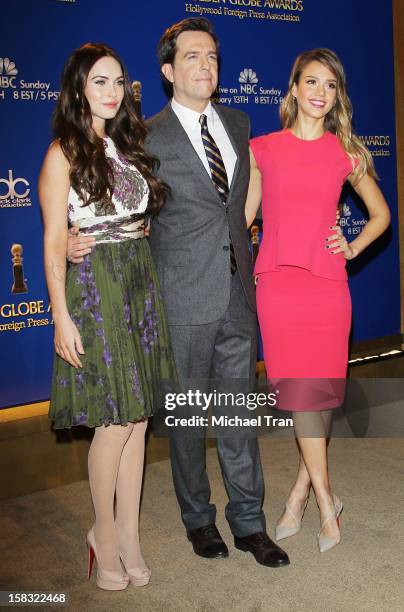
[194,84,216,98]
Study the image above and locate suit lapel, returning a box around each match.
[158,104,222,203]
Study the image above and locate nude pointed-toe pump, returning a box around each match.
[275,496,309,541]
[317,495,343,553]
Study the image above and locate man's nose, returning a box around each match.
[199,55,210,70]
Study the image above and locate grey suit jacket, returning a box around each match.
[146,103,256,325]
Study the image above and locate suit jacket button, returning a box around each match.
[223,246,229,251]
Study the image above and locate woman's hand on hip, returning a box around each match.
[326,225,358,260]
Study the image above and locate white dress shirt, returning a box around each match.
[171,98,237,188]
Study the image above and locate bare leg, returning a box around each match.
[321,409,333,439]
[115,419,148,571]
[277,410,335,535]
[293,411,339,541]
[276,445,311,532]
[88,423,134,573]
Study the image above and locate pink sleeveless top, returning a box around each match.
[250,129,356,281]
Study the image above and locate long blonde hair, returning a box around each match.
[280,48,377,181]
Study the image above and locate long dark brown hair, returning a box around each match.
[53,43,167,215]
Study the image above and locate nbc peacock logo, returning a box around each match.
[238,69,259,85]
[0,58,18,89]
[342,204,351,217]
[339,201,367,235]
[239,69,259,95]
[0,58,18,76]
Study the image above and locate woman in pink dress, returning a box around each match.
[246,49,390,552]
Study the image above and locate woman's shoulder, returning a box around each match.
[325,132,357,160]
[324,131,347,153]
[322,132,359,177]
[250,130,286,158]
[250,129,285,145]
[41,139,70,176]
[47,139,68,161]
[250,131,290,168]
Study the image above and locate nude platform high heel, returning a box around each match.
[87,527,129,591]
[118,553,151,587]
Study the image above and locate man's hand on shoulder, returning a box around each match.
[67,226,96,263]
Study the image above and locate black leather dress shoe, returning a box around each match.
[234,532,290,567]
[187,524,229,559]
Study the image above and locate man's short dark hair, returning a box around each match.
[157,18,219,96]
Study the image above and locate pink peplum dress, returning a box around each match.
[250,129,357,412]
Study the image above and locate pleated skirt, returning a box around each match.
[49,238,177,428]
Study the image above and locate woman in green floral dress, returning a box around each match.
[39,43,176,591]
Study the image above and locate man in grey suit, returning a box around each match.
[148,18,288,567]
[68,18,289,568]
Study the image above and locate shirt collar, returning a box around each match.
[171,98,214,129]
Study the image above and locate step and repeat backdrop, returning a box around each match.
[0,0,400,407]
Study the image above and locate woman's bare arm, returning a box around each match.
[327,173,390,259]
[39,142,84,367]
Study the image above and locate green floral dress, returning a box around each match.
[49,138,176,428]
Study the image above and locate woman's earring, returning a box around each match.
[75,92,79,101]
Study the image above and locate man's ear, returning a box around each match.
[161,63,174,84]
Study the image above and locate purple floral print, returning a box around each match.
[103,345,113,368]
[112,150,148,210]
[139,281,159,353]
[71,412,88,426]
[77,257,112,368]
[75,370,85,393]
[57,376,69,388]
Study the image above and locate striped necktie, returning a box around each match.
[199,113,237,275]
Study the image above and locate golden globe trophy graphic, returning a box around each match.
[11,243,28,294]
[132,80,142,118]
